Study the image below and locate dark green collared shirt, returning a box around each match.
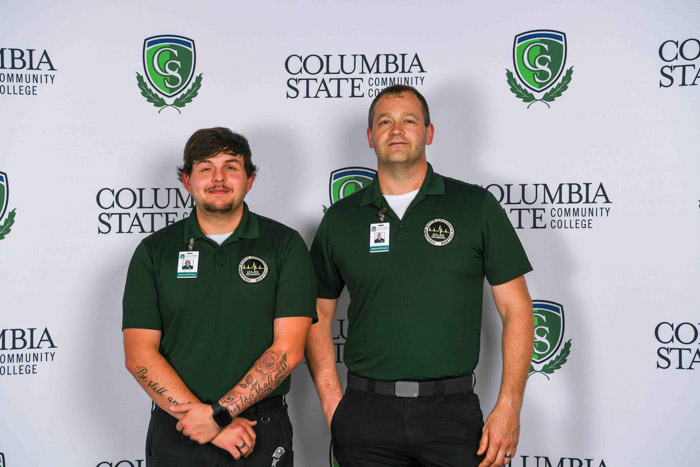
[311,164,532,380]
[123,203,317,403]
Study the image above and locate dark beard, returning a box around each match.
[199,199,236,214]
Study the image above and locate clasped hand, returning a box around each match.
[171,402,258,459]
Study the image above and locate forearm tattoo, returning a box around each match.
[220,350,289,417]
[134,366,180,405]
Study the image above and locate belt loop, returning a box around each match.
[259,398,271,424]
[435,380,445,401]
[365,378,375,401]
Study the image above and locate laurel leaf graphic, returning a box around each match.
[136,73,167,107]
[0,208,17,240]
[173,74,203,108]
[540,339,572,375]
[542,67,574,103]
[506,69,536,103]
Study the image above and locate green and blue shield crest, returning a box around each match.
[532,300,565,363]
[0,172,8,221]
[329,167,376,205]
[513,30,566,93]
[143,35,196,97]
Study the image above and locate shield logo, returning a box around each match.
[143,35,196,97]
[0,172,9,221]
[513,30,566,93]
[532,300,565,364]
[329,167,376,205]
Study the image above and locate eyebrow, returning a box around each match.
[375,111,420,121]
[197,156,243,165]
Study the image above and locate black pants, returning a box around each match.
[146,401,293,467]
[331,388,485,467]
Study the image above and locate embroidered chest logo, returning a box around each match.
[238,256,269,283]
[423,219,454,246]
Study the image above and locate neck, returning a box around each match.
[195,205,244,235]
[376,159,427,195]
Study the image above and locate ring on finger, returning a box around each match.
[237,442,247,449]
[505,454,513,459]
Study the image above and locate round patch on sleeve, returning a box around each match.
[238,256,269,283]
[424,219,455,246]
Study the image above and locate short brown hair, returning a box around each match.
[177,127,258,180]
[367,85,431,129]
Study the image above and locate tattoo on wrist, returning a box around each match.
[220,350,289,416]
[135,366,176,403]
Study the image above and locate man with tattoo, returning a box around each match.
[307,85,534,467]
[123,127,316,466]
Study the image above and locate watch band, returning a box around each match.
[211,401,233,428]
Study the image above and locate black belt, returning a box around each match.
[347,373,473,398]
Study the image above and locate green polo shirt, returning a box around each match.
[123,203,317,403]
[311,164,532,381]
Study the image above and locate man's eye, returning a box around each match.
[226,165,239,171]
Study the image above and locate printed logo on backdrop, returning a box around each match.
[655,321,700,370]
[285,53,427,99]
[506,30,574,108]
[485,182,612,230]
[96,187,194,234]
[96,460,144,467]
[528,300,572,380]
[0,328,57,376]
[506,455,607,467]
[659,38,700,87]
[136,35,203,113]
[0,172,17,240]
[323,167,376,213]
[0,47,56,96]
[0,452,5,467]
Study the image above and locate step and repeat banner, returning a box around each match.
[1,1,698,466]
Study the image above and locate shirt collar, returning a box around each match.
[182,202,259,245]
[360,162,445,207]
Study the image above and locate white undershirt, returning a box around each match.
[206,232,234,245]
[383,188,420,220]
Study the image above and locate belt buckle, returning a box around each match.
[395,381,419,398]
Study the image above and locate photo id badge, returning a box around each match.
[177,251,199,278]
[369,223,390,253]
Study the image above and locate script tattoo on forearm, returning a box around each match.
[134,366,180,405]
[220,350,289,417]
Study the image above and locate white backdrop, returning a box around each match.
[1,1,699,466]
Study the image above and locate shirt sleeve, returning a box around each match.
[481,191,533,285]
[122,241,163,330]
[273,232,318,323]
[309,212,345,299]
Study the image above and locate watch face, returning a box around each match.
[213,405,233,428]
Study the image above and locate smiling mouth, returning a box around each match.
[207,187,232,194]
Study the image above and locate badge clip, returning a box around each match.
[378,208,387,222]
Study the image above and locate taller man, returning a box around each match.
[123,128,316,466]
[307,86,534,467]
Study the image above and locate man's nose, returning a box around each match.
[389,124,404,135]
[212,167,226,181]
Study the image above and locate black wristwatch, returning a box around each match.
[211,401,233,428]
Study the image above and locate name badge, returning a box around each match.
[369,223,390,253]
[177,251,199,278]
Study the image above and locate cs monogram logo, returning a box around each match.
[136,35,203,113]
